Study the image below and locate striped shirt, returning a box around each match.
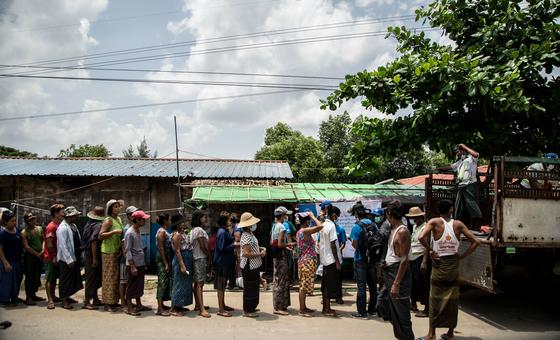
[240,232,262,270]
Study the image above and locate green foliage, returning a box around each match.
[322,0,560,173]
[58,144,111,158]
[0,146,37,158]
[255,123,324,182]
[123,136,157,158]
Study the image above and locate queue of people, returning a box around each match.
[0,198,481,340]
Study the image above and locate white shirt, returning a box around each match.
[385,225,411,265]
[191,227,209,260]
[432,218,460,257]
[319,219,342,266]
[56,220,80,264]
[520,163,545,188]
[410,223,427,261]
[452,155,478,187]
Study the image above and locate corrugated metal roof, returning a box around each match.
[0,157,293,179]
[189,183,425,203]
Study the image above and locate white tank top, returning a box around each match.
[385,225,411,265]
[431,218,460,257]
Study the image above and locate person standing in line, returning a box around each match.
[229,214,241,290]
[238,212,266,318]
[296,211,323,317]
[272,206,295,315]
[44,203,65,309]
[21,212,45,305]
[119,206,139,307]
[170,214,194,316]
[155,213,173,316]
[334,221,347,305]
[0,211,23,306]
[406,206,430,317]
[124,210,150,316]
[56,206,83,310]
[376,202,414,340]
[99,199,124,312]
[349,203,380,319]
[191,209,211,318]
[418,200,481,340]
[319,205,342,317]
[213,212,235,317]
[81,206,105,310]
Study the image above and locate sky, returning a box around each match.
[0,0,432,159]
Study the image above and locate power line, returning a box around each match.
[0,64,344,81]
[0,74,339,91]
[2,15,417,73]
[3,27,438,78]
[0,89,304,122]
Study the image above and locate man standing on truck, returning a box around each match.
[418,199,481,340]
[438,143,482,230]
[520,153,558,189]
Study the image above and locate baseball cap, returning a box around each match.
[319,200,332,209]
[23,212,37,222]
[131,210,150,220]
[274,206,292,216]
[373,208,384,216]
[125,206,139,215]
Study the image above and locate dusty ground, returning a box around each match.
[1,276,559,340]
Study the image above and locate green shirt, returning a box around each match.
[101,216,124,254]
[25,226,43,252]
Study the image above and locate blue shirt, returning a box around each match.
[336,224,347,245]
[213,226,234,267]
[350,218,372,263]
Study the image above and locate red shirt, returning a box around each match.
[44,220,60,262]
[208,234,217,252]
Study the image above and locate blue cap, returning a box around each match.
[373,208,384,216]
[319,200,332,209]
[544,153,558,159]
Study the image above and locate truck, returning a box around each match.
[424,156,560,293]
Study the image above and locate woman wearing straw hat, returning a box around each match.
[99,199,125,312]
[405,206,430,317]
[238,212,266,317]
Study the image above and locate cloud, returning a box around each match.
[78,18,99,45]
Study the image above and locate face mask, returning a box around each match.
[250,224,257,232]
[409,219,416,225]
[460,154,466,160]
[374,216,383,224]
[284,216,289,222]
[546,164,554,171]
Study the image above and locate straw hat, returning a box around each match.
[105,199,124,216]
[238,212,261,228]
[87,206,105,221]
[405,206,425,218]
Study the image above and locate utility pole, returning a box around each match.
[174,116,182,209]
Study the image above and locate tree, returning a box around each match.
[322,0,560,174]
[58,144,111,158]
[318,112,353,182]
[123,136,158,158]
[256,123,325,182]
[0,146,37,158]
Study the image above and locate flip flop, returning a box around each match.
[304,308,316,313]
[322,311,338,317]
[217,311,232,317]
[199,312,211,318]
[273,310,289,316]
[136,306,152,312]
[47,302,55,310]
[0,321,12,330]
[155,311,171,317]
[242,312,259,318]
[170,311,183,317]
[82,304,98,310]
[24,299,36,306]
[62,304,74,310]
[224,306,234,312]
[125,310,141,316]
[298,312,313,318]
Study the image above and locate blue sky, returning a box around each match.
[0,0,431,159]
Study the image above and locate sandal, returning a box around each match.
[47,302,55,310]
[217,311,232,317]
[243,312,259,318]
[82,304,98,310]
[322,311,338,317]
[199,311,211,318]
[170,311,183,317]
[273,310,289,316]
[24,299,36,306]
[224,306,234,312]
[62,304,74,310]
[136,306,152,312]
[304,308,316,313]
[126,310,141,316]
[298,312,313,318]
[156,310,171,317]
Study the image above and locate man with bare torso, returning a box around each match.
[418,199,480,340]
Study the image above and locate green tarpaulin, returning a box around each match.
[188,183,425,203]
